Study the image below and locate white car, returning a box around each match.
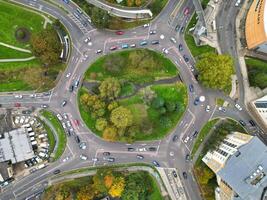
[80,154,88,160]
[170,37,177,44]
[235,0,241,6]
[235,103,243,111]
[14,94,23,99]
[206,105,210,112]
[162,48,169,54]
[56,114,63,121]
[62,156,70,162]
[138,148,147,152]
[92,157,98,162]
[143,23,150,28]
[96,49,102,54]
[84,37,91,43]
[66,72,71,78]
[218,106,226,112]
[29,94,36,98]
[184,136,190,143]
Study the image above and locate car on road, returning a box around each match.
[62,156,70,162]
[74,119,80,126]
[75,135,80,143]
[130,44,136,48]
[183,55,189,62]
[53,169,61,175]
[127,147,135,152]
[103,152,110,156]
[194,97,199,105]
[170,37,177,44]
[143,23,150,28]
[80,154,88,160]
[15,103,21,107]
[84,37,90,43]
[235,103,243,111]
[136,155,144,160]
[189,84,194,92]
[107,157,115,162]
[41,104,48,108]
[218,106,226,112]
[66,72,71,78]
[152,160,160,167]
[178,44,183,51]
[184,7,190,15]
[249,120,256,126]
[79,142,87,150]
[206,105,210,112]
[138,147,147,152]
[115,31,124,35]
[109,46,118,51]
[172,170,178,178]
[149,30,156,35]
[92,157,98,162]
[148,147,157,151]
[96,49,102,54]
[121,44,129,49]
[63,113,68,120]
[69,85,74,92]
[61,100,67,107]
[185,154,190,161]
[239,120,246,126]
[162,48,169,54]
[175,24,180,32]
[172,135,178,142]
[182,172,187,179]
[140,40,148,46]
[183,136,190,143]
[151,40,159,45]
[192,131,199,138]
[63,0,69,4]
[180,26,185,33]
[14,94,23,99]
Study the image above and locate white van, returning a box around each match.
[31,141,37,146]
[30,137,35,141]
[28,132,35,137]
[38,134,45,139]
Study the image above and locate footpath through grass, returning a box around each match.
[40,110,66,161]
[245,57,267,89]
[0,45,32,59]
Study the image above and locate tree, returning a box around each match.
[165,101,176,112]
[31,27,62,66]
[196,53,234,92]
[95,118,108,131]
[91,7,110,29]
[110,106,133,129]
[103,126,118,141]
[104,174,114,189]
[77,185,95,200]
[151,96,165,108]
[109,177,125,198]
[108,101,119,111]
[99,77,121,100]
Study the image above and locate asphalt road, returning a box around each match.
[0,0,265,200]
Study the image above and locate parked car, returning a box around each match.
[14,95,23,99]
[182,172,187,179]
[121,44,129,49]
[130,44,136,48]
[151,40,159,45]
[136,155,144,160]
[140,40,148,46]
[103,152,111,156]
[172,170,178,178]
[249,120,256,126]
[206,105,211,112]
[127,147,135,152]
[172,135,178,142]
[148,147,157,151]
[109,46,118,51]
[107,157,115,162]
[80,154,88,160]
[143,23,150,28]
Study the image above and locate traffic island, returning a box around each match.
[78,49,187,142]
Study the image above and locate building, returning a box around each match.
[202,133,267,200]
[252,95,267,126]
[245,0,267,53]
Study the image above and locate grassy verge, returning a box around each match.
[85,49,178,84]
[216,98,225,106]
[40,110,66,161]
[0,45,32,59]
[185,13,216,58]
[245,57,267,89]
[191,119,219,158]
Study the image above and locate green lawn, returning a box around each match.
[245,57,267,89]
[40,110,67,161]
[216,98,225,106]
[0,45,32,59]
[191,119,219,158]
[0,0,44,48]
[147,174,163,200]
[185,13,216,58]
[119,82,135,97]
[85,49,178,84]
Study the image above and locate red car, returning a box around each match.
[73,119,80,126]
[15,103,21,107]
[184,7,190,16]
[116,31,124,35]
[109,46,118,51]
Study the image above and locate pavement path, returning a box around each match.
[0,56,35,62]
[0,42,32,53]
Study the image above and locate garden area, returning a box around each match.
[40,110,67,161]
[79,49,187,142]
[193,118,247,200]
[245,57,267,89]
[43,168,162,200]
[72,0,168,29]
[0,1,66,92]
